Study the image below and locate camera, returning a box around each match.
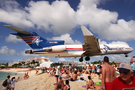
[133,56,135,58]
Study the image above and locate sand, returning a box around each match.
[0,69,102,90]
[15,71,101,90]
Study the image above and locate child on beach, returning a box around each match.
[63,80,70,90]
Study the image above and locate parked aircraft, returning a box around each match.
[5,25,133,62]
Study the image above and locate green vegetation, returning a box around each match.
[0,60,40,68]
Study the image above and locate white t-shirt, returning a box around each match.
[55,68,60,75]
[10,79,16,88]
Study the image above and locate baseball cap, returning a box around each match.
[118,63,132,72]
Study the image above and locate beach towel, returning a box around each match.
[82,84,105,89]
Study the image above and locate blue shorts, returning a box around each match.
[92,69,95,72]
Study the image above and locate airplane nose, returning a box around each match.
[130,47,134,52]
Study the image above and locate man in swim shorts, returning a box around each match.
[101,56,116,90]
[91,64,96,77]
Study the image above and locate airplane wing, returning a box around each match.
[81,26,101,56]
[5,25,33,35]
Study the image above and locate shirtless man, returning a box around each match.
[101,56,116,90]
[69,71,78,81]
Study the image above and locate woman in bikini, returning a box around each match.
[86,76,95,90]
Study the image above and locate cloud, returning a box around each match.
[0,46,17,55]
[76,0,135,41]
[0,0,135,41]
[58,58,66,62]
[25,0,76,34]
[0,0,34,28]
[50,33,82,44]
[91,54,131,63]
[5,34,23,43]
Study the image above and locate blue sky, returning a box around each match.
[0,0,135,63]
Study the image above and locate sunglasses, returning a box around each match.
[119,70,130,75]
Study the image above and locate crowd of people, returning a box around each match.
[48,56,135,90]
[2,56,135,90]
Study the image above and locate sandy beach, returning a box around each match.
[0,69,102,90]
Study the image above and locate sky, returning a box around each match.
[0,0,135,63]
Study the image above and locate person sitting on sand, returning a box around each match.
[54,76,64,90]
[64,70,71,79]
[86,76,95,90]
[69,70,78,81]
[63,80,70,90]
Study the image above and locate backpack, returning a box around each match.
[2,79,7,87]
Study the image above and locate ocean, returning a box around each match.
[0,71,21,81]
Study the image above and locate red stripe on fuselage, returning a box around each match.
[66,48,82,50]
[25,41,32,44]
[21,37,37,40]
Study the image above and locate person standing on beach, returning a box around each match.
[87,64,92,76]
[96,63,102,79]
[101,56,116,90]
[109,63,135,90]
[91,64,96,77]
[55,66,60,84]
[3,75,11,90]
[130,56,135,76]
[10,77,20,90]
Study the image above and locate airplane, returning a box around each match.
[5,25,133,62]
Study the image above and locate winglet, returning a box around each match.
[80,26,93,36]
[5,25,33,35]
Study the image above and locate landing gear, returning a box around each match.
[85,56,90,61]
[79,56,90,62]
[79,57,83,62]
[125,54,128,57]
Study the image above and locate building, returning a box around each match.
[9,57,53,68]
[60,60,86,66]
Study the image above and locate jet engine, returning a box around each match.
[25,50,33,54]
[44,45,66,52]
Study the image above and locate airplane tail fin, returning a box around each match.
[5,25,65,49]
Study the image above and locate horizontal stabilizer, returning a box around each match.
[5,25,33,35]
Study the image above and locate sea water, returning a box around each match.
[0,71,20,81]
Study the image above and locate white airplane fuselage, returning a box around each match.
[33,44,133,57]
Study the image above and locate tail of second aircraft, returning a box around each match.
[5,25,65,49]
